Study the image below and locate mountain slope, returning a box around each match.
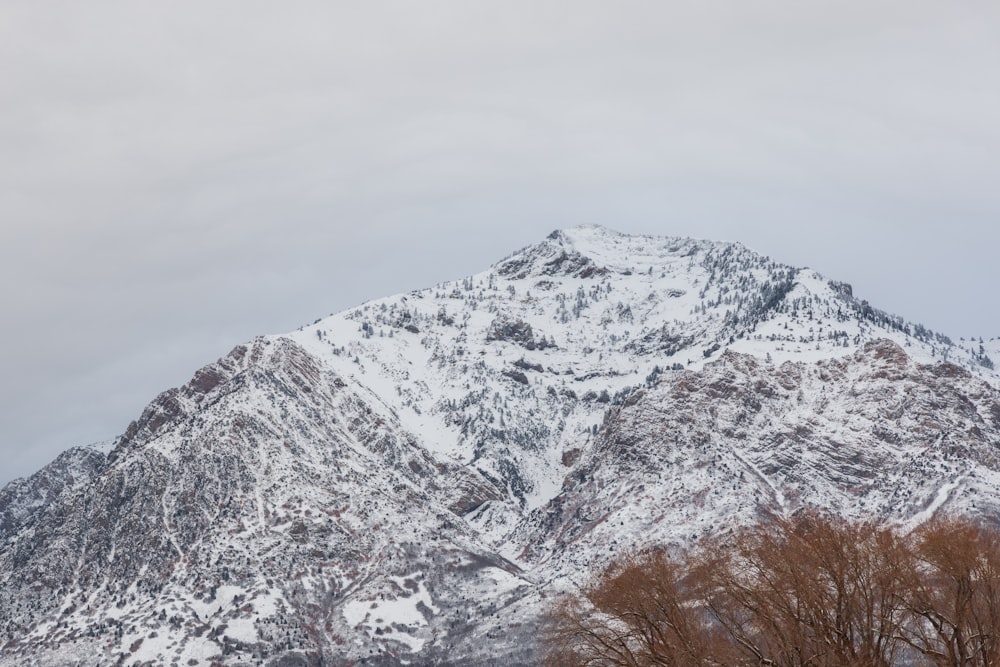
[519,340,1000,573]
[1,226,998,665]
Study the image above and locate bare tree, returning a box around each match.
[899,518,1000,666]
[701,514,911,667]
[544,549,733,666]
[544,516,1000,667]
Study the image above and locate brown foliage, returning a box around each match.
[702,515,912,667]
[544,550,734,666]
[900,519,1000,666]
[545,515,1000,667]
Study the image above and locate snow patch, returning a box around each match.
[901,477,965,534]
[342,574,437,653]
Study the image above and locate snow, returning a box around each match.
[83,439,117,454]
[727,443,788,512]
[343,574,438,653]
[224,616,258,643]
[7,225,1000,666]
[901,477,966,534]
[277,225,1000,566]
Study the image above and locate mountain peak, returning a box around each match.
[2,227,999,665]
[547,224,625,244]
[498,226,745,282]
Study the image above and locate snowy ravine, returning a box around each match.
[2,226,999,666]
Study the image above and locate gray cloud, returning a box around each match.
[2,1,999,484]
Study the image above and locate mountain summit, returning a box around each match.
[2,227,999,665]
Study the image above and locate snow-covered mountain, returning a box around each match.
[2,225,998,665]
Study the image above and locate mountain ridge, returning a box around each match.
[1,225,998,665]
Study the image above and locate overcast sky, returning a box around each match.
[2,1,998,485]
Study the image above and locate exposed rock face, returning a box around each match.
[519,340,1000,569]
[1,339,534,665]
[486,317,534,346]
[1,226,998,665]
[0,445,105,541]
[495,232,607,280]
